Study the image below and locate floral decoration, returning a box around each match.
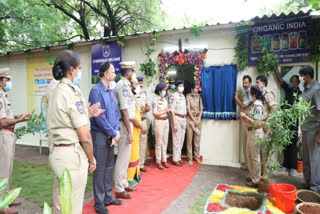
[158,48,207,91]
[204,184,285,214]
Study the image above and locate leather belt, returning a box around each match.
[2,128,14,132]
[193,113,200,117]
[141,117,147,121]
[156,116,168,120]
[175,114,186,118]
[54,144,74,147]
[248,126,262,131]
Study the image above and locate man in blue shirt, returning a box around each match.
[89,62,122,214]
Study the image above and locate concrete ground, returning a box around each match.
[11,145,303,214]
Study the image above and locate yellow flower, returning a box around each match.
[230,185,257,192]
[220,207,255,214]
[165,63,168,68]
[209,190,225,203]
[265,199,285,214]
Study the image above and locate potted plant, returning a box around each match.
[147,123,156,159]
[297,136,303,173]
[257,96,311,193]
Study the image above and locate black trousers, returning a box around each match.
[283,124,298,170]
[91,129,115,208]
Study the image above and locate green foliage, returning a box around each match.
[234,23,249,72]
[297,137,303,160]
[306,18,320,63]
[256,48,278,77]
[308,0,320,9]
[258,96,312,176]
[140,35,158,85]
[259,0,311,16]
[60,169,72,214]
[0,178,21,210]
[190,25,202,37]
[147,123,155,150]
[14,111,47,140]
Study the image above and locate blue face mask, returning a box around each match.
[245,87,251,93]
[73,71,82,85]
[4,81,12,92]
[161,91,166,97]
[170,84,176,89]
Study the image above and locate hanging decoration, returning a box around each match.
[158,48,207,90]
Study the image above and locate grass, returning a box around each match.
[189,189,211,214]
[11,160,93,207]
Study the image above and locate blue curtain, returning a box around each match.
[201,65,237,120]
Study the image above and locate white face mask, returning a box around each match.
[109,81,116,90]
[178,86,184,93]
[134,86,141,94]
[299,76,305,85]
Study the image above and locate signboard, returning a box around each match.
[26,56,56,131]
[249,18,311,65]
[91,42,122,83]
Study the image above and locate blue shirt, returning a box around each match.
[89,80,120,137]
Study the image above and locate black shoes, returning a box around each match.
[105,199,123,206]
[95,206,109,214]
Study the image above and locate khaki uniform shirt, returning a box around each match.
[152,95,168,117]
[262,88,276,120]
[186,93,203,116]
[247,100,264,127]
[170,92,187,115]
[166,88,176,102]
[47,78,88,145]
[136,90,148,118]
[301,80,320,131]
[0,89,14,121]
[114,77,135,120]
[242,91,253,115]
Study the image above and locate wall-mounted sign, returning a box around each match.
[91,42,122,83]
[248,18,311,65]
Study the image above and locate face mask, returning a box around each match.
[161,91,166,97]
[170,84,176,89]
[4,81,12,92]
[109,81,116,90]
[134,86,141,94]
[245,87,251,93]
[299,76,305,85]
[178,86,184,93]
[73,71,82,85]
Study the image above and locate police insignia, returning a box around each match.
[123,89,129,97]
[256,110,261,115]
[0,102,2,110]
[152,103,156,109]
[76,102,84,114]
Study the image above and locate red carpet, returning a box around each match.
[82,158,201,214]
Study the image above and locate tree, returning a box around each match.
[259,0,311,16]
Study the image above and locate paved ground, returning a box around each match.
[11,145,304,214]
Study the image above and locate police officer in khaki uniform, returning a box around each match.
[114,61,137,199]
[240,85,264,188]
[186,82,203,165]
[47,50,96,214]
[0,68,31,214]
[136,77,150,172]
[170,80,187,167]
[152,83,171,170]
[166,77,176,154]
[234,75,253,170]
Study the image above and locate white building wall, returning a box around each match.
[0,26,317,166]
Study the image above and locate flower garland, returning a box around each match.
[158,49,207,90]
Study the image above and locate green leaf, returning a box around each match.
[43,201,52,214]
[60,168,72,214]
[0,188,21,210]
[0,178,8,193]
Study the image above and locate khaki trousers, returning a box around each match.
[114,122,133,192]
[0,130,16,197]
[246,128,263,184]
[154,119,169,163]
[172,116,186,162]
[186,117,201,162]
[139,119,148,168]
[240,120,248,164]
[49,143,88,214]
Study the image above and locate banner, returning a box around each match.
[91,42,122,83]
[26,56,55,129]
[249,17,311,65]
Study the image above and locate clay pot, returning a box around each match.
[297,202,320,214]
[297,189,320,204]
[297,160,303,173]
